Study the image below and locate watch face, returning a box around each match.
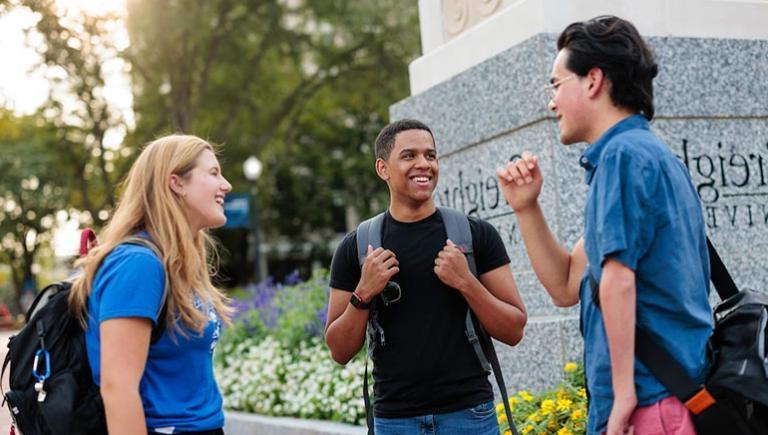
[350,293,370,309]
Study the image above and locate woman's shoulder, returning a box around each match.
[96,240,164,285]
[93,240,165,302]
[105,241,162,266]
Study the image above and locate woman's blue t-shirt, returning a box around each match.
[84,242,224,433]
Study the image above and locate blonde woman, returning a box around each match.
[70,135,233,435]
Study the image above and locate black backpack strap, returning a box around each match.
[706,237,738,301]
[0,350,10,405]
[439,206,517,435]
[478,317,519,435]
[465,310,490,372]
[363,357,374,435]
[121,236,169,344]
[588,270,716,415]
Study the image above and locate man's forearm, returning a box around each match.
[516,203,575,304]
[600,262,637,402]
[325,295,370,364]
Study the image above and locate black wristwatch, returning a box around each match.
[349,292,371,309]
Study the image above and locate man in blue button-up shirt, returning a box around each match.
[496,16,712,435]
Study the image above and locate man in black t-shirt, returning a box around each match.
[325,119,528,434]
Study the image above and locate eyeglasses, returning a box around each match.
[543,74,577,100]
[381,281,401,306]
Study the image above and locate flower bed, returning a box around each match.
[215,270,368,425]
[216,270,588,434]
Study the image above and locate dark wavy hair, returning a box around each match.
[557,16,659,120]
[374,119,435,161]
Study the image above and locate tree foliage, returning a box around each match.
[0,109,70,309]
[124,0,419,241]
[1,0,131,222]
[0,0,420,287]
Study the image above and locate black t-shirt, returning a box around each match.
[329,210,510,418]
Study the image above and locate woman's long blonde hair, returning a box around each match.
[70,134,233,333]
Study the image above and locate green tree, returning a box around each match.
[0,110,70,311]
[0,0,420,285]
[0,0,132,222]
[124,0,419,241]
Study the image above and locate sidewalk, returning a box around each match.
[0,330,16,432]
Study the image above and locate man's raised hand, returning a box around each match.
[496,151,543,213]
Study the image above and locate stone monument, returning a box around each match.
[391,0,768,392]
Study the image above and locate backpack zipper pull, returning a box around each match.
[34,379,47,402]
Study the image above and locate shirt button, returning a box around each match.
[580,156,588,165]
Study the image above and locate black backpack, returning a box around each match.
[355,207,518,435]
[2,236,167,435]
[591,238,768,434]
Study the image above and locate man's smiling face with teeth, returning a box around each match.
[378,128,439,207]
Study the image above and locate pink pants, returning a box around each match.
[628,396,696,434]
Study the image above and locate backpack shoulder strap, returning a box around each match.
[355,212,386,435]
[437,206,476,276]
[707,237,739,300]
[587,269,715,415]
[437,207,518,433]
[356,212,386,267]
[120,236,169,343]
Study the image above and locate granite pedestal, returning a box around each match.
[391,33,768,393]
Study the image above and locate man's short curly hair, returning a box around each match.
[374,119,435,161]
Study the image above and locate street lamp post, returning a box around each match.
[243,156,263,284]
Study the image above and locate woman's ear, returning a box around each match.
[169,174,186,197]
[375,158,389,181]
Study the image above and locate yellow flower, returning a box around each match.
[557,428,573,435]
[540,399,556,416]
[508,396,519,406]
[556,398,573,412]
[570,409,584,420]
[498,413,508,424]
[564,362,578,373]
[556,388,568,401]
[504,431,511,435]
[527,411,542,422]
[577,387,587,398]
[496,403,506,414]
[521,425,534,435]
[519,391,534,402]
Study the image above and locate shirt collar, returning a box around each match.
[579,114,650,184]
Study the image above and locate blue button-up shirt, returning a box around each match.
[579,115,713,434]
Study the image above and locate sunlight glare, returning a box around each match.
[55,0,127,17]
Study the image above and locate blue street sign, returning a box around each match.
[223,193,250,229]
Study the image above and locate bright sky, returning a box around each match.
[0,0,131,257]
[0,8,49,114]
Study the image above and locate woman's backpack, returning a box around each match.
[1,236,167,434]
